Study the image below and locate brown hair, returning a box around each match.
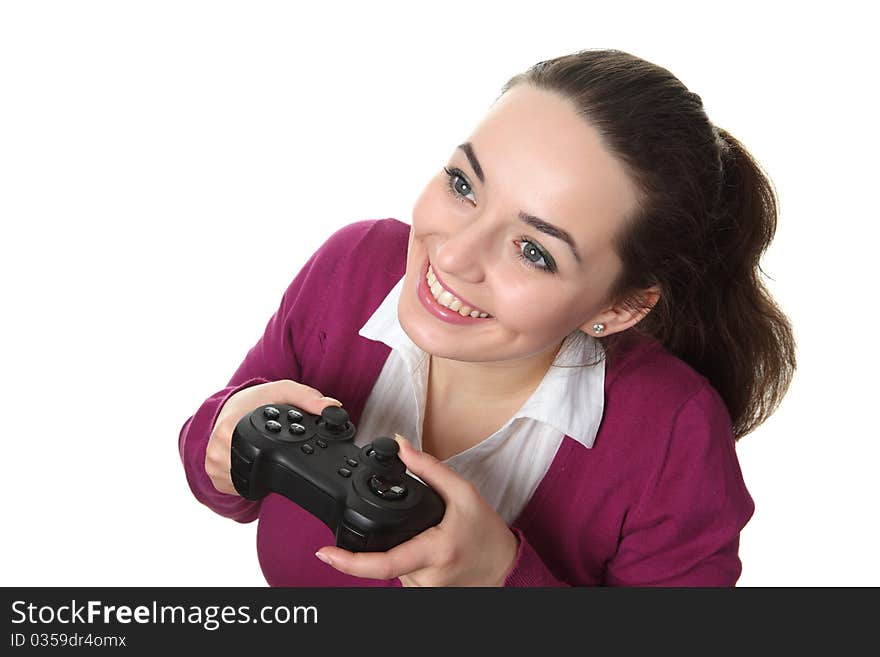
[499,48,796,441]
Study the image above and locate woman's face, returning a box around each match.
[398,83,646,365]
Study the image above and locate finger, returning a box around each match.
[316,529,436,580]
[218,481,238,495]
[275,380,343,415]
[210,476,238,496]
[393,434,470,503]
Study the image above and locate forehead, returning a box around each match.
[465,84,640,253]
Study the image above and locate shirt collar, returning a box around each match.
[358,274,605,449]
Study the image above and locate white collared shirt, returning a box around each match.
[356,273,606,524]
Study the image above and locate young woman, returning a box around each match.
[180,48,796,586]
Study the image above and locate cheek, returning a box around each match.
[494,282,572,330]
[411,176,446,229]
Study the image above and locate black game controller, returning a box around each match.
[230,403,446,552]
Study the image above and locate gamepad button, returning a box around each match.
[263,407,280,420]
[301,443,314,454]
[369,475,408,500]
[265,420,282,433]
[287,409,303,422]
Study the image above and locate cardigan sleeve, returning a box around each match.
[504,527,571,586]
[602,382,756,587]
[178,224,351,522]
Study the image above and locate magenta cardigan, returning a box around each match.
[179,218,755,586]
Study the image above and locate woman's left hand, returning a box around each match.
[314,434,520,586]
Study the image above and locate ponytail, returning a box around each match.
[674,127,797,439]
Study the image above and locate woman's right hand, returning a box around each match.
[206,379,343,495]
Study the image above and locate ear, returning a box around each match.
[579,285,661,336]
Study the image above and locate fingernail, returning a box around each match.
[394,433,407,447]
[315,551,333,566]
[320,397,342,406]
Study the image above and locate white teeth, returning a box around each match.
[437,289,456,307]
[426,264,492,318]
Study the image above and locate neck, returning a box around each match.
[427,339,564,408]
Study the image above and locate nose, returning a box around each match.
[432,219,496,284]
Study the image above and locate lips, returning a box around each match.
[426,259,492,317]
[416,258,494,326]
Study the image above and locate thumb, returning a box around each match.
[271,380,343,416]
[393,434,464,501]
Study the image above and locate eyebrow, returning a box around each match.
[457,142,583,265]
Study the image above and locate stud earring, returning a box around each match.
[593,323,605,334]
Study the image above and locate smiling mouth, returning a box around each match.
[424,260,493,318]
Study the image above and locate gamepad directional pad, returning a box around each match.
[230,403,446,552]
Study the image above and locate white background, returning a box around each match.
[1,0,876,586]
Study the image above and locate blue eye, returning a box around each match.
[442,166,558,275]
[444,166,476,204]
[515,239,556,274]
